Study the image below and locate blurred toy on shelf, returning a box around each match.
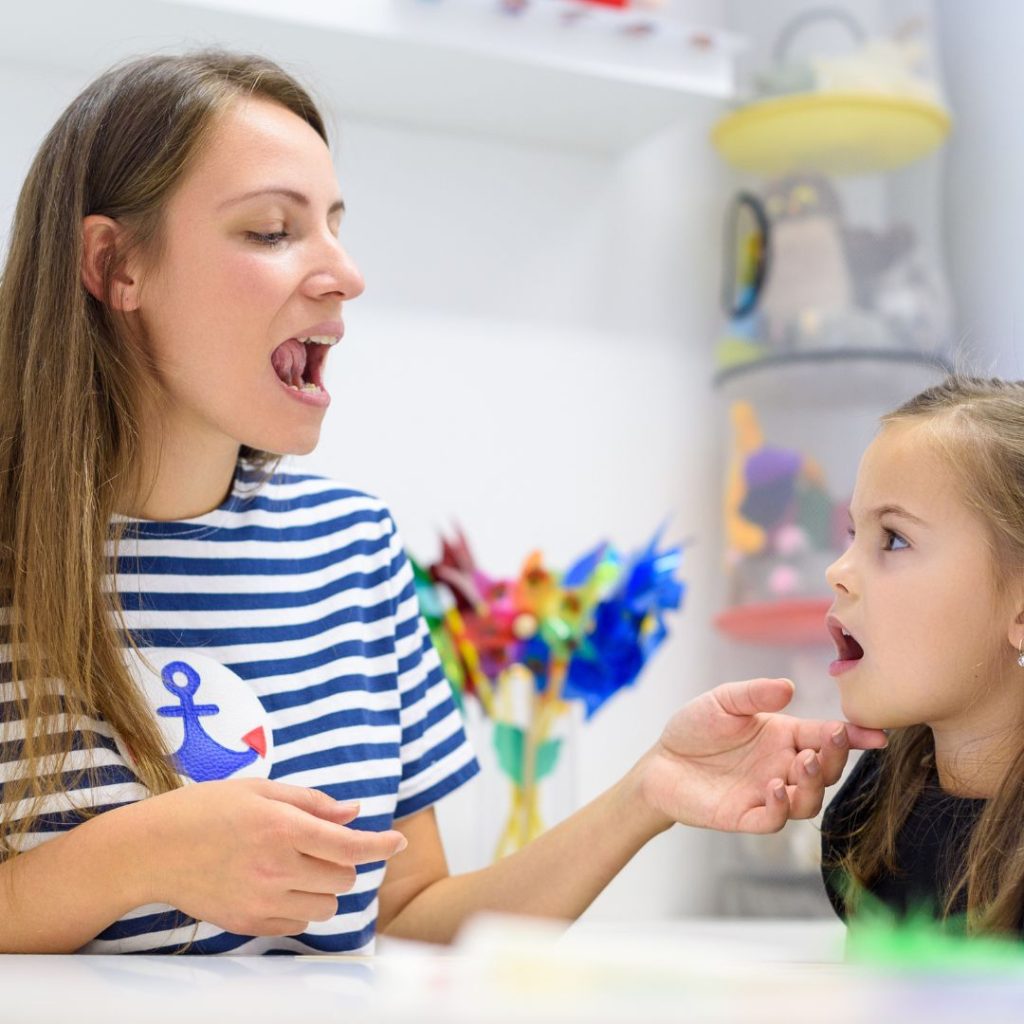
[718,173,951,369]
[719,399,846,634]
[707,0,954,919]
[711,7,951,178]
[411,526,684,858]
[754,10,941,104]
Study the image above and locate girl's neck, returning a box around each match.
[932,713,1024,798]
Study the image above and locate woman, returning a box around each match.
[0,47,885,954]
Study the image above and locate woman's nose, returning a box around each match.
[336,246,365,301]
[308,236,365,302]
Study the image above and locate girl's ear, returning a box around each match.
[81,215,140,311]
[1008,605,1024,661]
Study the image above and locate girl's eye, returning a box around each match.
[246,230,289,247]
[882,528,908,552]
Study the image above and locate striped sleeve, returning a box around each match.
[384,514,479,820]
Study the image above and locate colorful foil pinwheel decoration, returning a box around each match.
[411,527,685,859]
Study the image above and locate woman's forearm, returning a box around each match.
[0,800,151,953]
[382,756,671,945]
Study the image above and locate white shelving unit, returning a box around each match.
[5,0,743,152]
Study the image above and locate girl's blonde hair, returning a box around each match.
[0,49,329,858]
[835,374,1024,934]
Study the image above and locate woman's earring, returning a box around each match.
[1018,639,1024,668]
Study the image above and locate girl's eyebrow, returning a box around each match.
[848,504,929,527]
[217,187,345,216]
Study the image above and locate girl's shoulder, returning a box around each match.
[822,747,884,837]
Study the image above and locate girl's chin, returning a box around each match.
[838,698,888,732]
[839,701,905,733]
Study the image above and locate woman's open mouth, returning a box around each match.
[827,615,865,677]
[271,335,334,391]
[270,333,339,406]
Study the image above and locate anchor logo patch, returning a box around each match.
[118,651,274,783]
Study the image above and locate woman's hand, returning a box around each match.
[131,778,407,936]
[635,677,887,834]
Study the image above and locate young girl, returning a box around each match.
[0,47,884,955]
[822,375,1024,936]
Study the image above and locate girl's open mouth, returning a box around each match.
[827,616,865,676]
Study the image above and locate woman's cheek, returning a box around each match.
[230,254,296,304]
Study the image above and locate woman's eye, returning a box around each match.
[246,230,289,247]
[882,528,908,551]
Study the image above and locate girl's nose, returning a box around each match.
[825,551,851,594]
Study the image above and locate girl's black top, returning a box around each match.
[820,748,988,924]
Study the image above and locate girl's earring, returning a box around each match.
[1018,639,1024,668]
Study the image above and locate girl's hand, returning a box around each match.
[132,778,408,936]
[635,677,887,834]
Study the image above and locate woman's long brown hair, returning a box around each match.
[0,49,330,859]
[833,375,1024,934]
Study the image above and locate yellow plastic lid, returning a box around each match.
[711,92,952,176]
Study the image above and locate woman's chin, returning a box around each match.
[245,425,322,458]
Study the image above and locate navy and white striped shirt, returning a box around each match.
[0,463,479,954]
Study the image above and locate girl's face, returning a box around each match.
[825,419,1023,734]
[133,97,364,458]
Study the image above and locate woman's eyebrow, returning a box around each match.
[217,187,345,216]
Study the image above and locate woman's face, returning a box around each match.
[133,97,364,458]
[824,419,1023,736]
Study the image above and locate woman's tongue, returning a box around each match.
[271,338,307,388]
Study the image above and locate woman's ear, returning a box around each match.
[81,215,140,311]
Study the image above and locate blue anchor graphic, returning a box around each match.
[157,661,261,782]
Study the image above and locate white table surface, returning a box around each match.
[3,916,1023,1024]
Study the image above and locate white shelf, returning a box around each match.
[5,0,743,153]
[713,348,954,409]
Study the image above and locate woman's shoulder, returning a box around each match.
[236,461,395,522]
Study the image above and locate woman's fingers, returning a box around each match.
[291,809,408,867]
[740,778,790,834]
[258,780,362,826]
[297,855,358,896]
[283,891,344,924]
[790,718,886,756]
[262,918,316,937]
[784,749,826,819]
[713,678,796,718]
[815,724,851,785]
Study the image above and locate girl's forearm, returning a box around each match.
[382,757,671,945]
[0,800,153,953]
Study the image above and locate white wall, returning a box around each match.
[935,0,1024,377]
[312,109,727,921]
[1,11,732,920]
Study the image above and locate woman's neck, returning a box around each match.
[121,419,243,521]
